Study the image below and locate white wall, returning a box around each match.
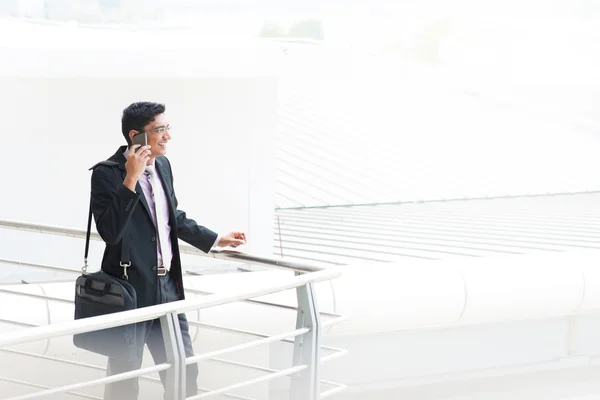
[0,76,278,263]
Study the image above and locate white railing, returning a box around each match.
[0,220,347,400]
[0,219,328,273]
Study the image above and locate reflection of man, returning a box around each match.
[91,102,247,399]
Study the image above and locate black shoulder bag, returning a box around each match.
[73,161,139,360]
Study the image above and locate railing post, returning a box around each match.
[160,313,186,400]
[171,313,188,399]
[291,280,322,400]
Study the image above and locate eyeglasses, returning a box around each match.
[148,124,172,135]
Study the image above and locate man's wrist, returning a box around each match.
[123,175,137,192]
[213,234,221,249]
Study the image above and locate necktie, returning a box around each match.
[145,165,170,271]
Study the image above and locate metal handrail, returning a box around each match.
[0,257,83,275]
[0,349,264,400]
[0,376,100,400]
[8,363,172,400]
[0,287,71,303]
[0,219,346,399]
[0,269,338,348]
[0,269,340,400]
[190,365,307,400]
[186,327,310,365]
[0,219,326,273]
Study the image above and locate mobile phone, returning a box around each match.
[132,132,147,151]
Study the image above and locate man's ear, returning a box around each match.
[128,130,138,145]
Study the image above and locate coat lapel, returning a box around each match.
[135,181,153,220]
[155,157,176,219]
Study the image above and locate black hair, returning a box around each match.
[121,102,166,145]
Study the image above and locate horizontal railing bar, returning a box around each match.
[0,374,348,400]
[187,289,298,311]
[315,311,343,318]
[20,279,74,284]
[271,251,343,266]
[320,383,348,399]
[0,269,339,348]
[208,250,326,273]
[4,363,170,400]
[186,288,342,317]
[210,357,276,374]
[1,320,345,361]
[321,345,346,354]
[0,348,166,385]
[187,365,307,400]
[8,321,261,356]
[0,258,80,275]
[320,379,346,387]
[0,220,91,239]
[0,279,346,323]
[189,320,347,363]
[0,348,103,371]
[0,376,101,400]
[187,321,275,339]
[197,387,257,400]
[0,258,233,280]
[187,321,346,354]
[321,349,349,363]
[210,351,348,373]
[187,288,298,310]
[0,288,72,304]
[0,347,341,398]
[322,315,349,328]
[1,345,346,383]
[0,220,325,273]
[0,319,37,328]
[0,288,343,325]
[186,328,309,365]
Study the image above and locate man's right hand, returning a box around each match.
[123,145,151,192]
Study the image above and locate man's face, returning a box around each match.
[140,113,171,158]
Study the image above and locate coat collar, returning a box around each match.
[106,146,175,222]
[108,145,128,171]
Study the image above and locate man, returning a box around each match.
[91,101,247,399]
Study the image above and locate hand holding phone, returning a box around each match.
[123,131,151,191]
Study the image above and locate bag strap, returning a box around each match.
[84,161,131,280]
[83,195,93,275]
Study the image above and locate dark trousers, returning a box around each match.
[104,273,198,399]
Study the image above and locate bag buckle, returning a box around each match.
[120,261,131,280]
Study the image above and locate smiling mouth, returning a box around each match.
[158,143,167,148]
